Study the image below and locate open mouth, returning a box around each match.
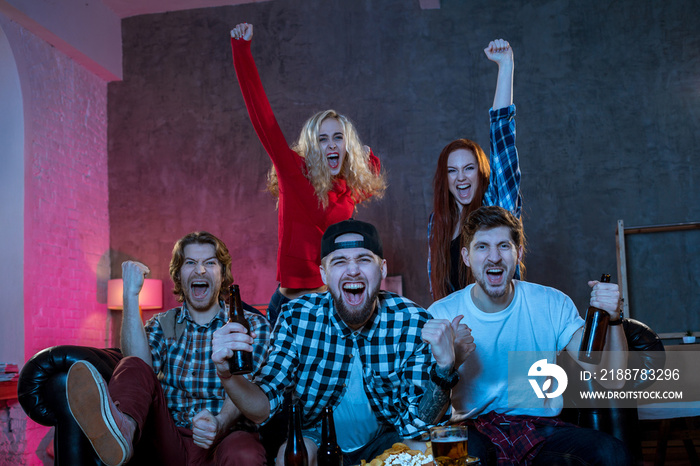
[190,281,210,299]
[342,282,365,306]
[327,153,340,170]
[456,183,472,199]
[485,268,505,286]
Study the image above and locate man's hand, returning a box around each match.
[122,260,149,300]
[452,318,476,369]
[192,409,223,449]
[422,316,471,370]
[120,260,153,363]
[484,39,513,67]
[212,322,256,379]
[588,280,622,320]
[231,23,253,41]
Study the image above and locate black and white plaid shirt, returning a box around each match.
[146,303,270,429]
[254,290,436,439]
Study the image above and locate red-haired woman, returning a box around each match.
[429,39,522,300]
[230,23,386,324]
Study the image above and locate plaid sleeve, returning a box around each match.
[252,308,298,419]
[395,310,434,438]
[369,296,435,439]
[483,104,522,218]
[144,316,166,374]
[245,311,271,379]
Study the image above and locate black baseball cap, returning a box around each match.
[321,219,383,259]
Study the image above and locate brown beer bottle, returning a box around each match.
[578,274,612,364]
[284,395,308,466]
[318,406,343,466]
[227,284,253,375]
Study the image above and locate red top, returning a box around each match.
[231,38,380,289]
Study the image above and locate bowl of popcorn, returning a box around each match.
[360,443,434,466]
[360,442,479,466]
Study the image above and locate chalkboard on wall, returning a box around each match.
[618,222,700,336]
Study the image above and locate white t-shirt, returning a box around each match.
[428,280,584,420]
[333,337,380,452]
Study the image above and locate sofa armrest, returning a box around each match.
[18,345,123,427]
[17,346,123,465]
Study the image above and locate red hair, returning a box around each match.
[429,139,490,300]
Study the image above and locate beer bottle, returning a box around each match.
[227,284,253,375]
[318,406,343,466]
[284,395,308,466]
[578,274,612,364]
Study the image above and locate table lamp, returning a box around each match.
[107,279,163,310]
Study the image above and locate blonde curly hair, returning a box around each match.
[267,110,386,208]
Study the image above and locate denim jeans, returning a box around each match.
[467,425,632,466]
[342,426,402,466]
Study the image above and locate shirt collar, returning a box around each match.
[177,300,228,327]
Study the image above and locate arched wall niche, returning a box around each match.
[0,23,25,367]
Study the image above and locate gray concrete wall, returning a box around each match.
[108,0,700,325]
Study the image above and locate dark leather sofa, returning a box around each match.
[18,319,663,465]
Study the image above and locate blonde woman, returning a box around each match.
[230,23,386,324]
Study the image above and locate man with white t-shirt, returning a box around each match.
[428,206,632,465]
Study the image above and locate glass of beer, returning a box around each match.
[429,425,469,466]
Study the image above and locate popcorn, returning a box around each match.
[382,451,433,466]
[361,443,434,466]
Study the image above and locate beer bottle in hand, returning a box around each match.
[318,406,343,466]
[578,274,612,364]
[284,395,308,466]
[227,284,252,375]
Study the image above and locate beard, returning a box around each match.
[330,284,381,328]
[182,280,221,313]
[475,277,509,299]
[473,264,515,300]
[184,293,220,313]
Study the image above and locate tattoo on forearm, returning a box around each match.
[418,381,450,424]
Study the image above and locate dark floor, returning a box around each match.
[642,439,700,465]
[640,417,700,466]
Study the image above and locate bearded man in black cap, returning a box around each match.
[211,219,474,466]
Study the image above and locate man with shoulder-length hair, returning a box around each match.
[428,206,631,465]
[66,231,270,466]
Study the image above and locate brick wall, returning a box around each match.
[0,15,109,466]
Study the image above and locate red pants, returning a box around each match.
[109,356,266,465]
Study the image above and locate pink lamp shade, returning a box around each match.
[107,279,163,310]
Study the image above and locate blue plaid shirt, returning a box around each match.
[146,303,270,429]
[254,291,437,439]
[483,104,521,216]
[428,104,522,295]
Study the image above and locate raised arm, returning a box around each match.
[120,260,153,366]
[483,39,521,218]
[230,23,300,173]
[484,39,514,110]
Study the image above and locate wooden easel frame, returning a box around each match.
[615,220,700,339]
